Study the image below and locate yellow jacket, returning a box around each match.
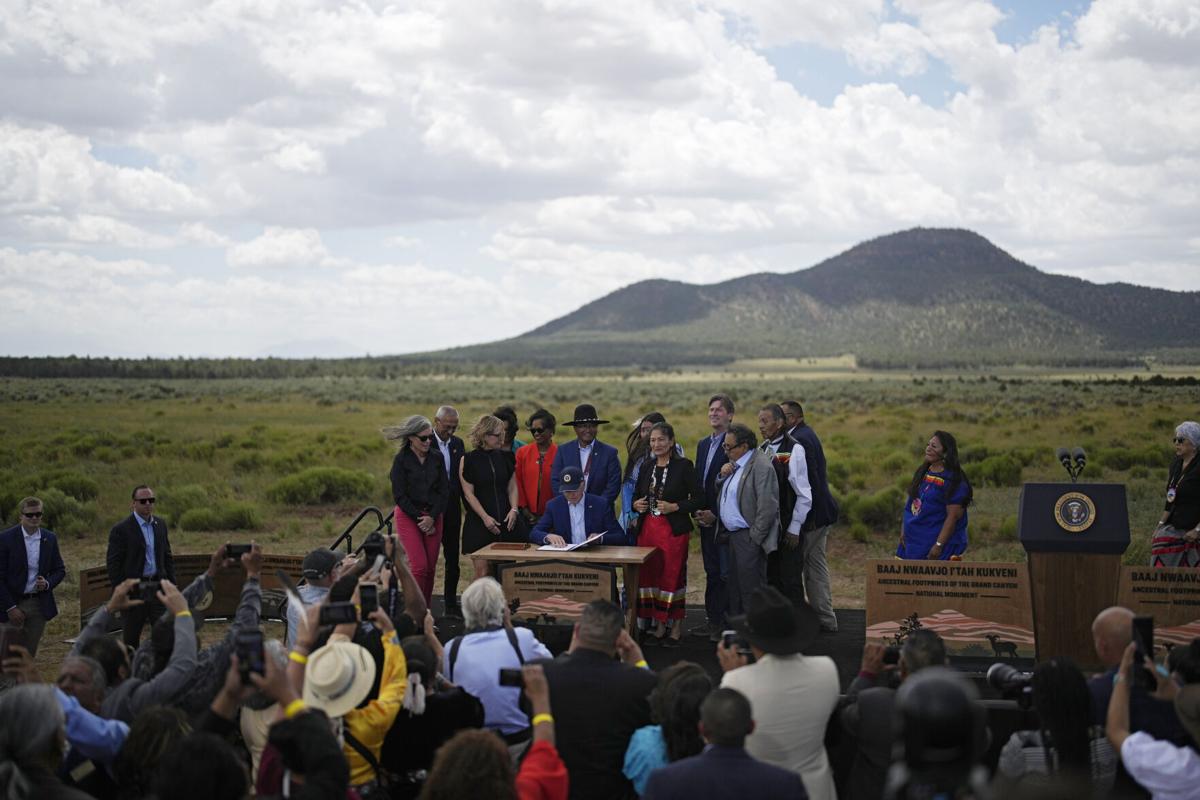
[343,632,406,786]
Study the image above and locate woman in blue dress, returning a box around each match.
[897,430,972,560]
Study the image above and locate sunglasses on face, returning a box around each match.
[23,511,43,519]
[413,434,434,443]
[529,427,549,435]
[1175,437,1189,444]
[135,497,156,504]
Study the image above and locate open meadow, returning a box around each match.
[1,367,1196,672]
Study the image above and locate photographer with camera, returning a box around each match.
[994,657,1115,795]
[1107,639,1200,798]
[71,576,195,723]
[838,630,946,800]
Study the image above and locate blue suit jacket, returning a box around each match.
[0,525,67,620]
[550,439,622,508]
[695,432,730,515]
[642,745,808,800]
[530,494,628,546]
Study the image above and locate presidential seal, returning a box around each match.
[1054,491,1096,533]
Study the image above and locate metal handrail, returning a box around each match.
[328,506,392,553]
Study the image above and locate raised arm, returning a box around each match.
[127,581,197,716]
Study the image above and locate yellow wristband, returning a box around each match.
[531,713,554,726]
[288,651,308,665]
[635,659,649,669]
[175,610,192,618]
[284,699,307,719]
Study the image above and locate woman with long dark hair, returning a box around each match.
[897,430,972,560]
[385,414,449,605]
[631,422,699,645]
[621,412,666,532]
[996,658,1115,793]
[623,662,713,795]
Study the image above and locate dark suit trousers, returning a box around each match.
[767,538,806,608]
[122,596,164,648]
[441,498,463,606]
[727,530,765,616]
[698,524,729,626]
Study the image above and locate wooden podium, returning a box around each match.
[472,544,657,635]
[1017,483,1129,669]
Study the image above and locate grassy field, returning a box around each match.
[1,370,1195,673]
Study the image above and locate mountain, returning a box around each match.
[429,228,1200,368]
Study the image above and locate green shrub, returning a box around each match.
[853,487,903,529]
[969,455,1022,487]
[35,470,100,501]
[850,522,870,543]
[38,487,97,537]
[998,515,1018,539]
[232,452,266,473]
[267,467,375,505]
[160,484,212,524]
[178,507,222,531]
[881,451,909,474]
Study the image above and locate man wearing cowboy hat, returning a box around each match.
[550,403,623,514]
[717,586,839,800]
[531,466,627,547]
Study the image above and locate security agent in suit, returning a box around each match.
[550,403,623,512]
[643,688,809,800]
[714,424,780,615]
[433,405,468,617]
[691,393,733,640]
[106,484,176,647]
[530,466,627,547]
[541,599,658,800]
[0,496,67,657]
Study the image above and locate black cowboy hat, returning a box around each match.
[565,403,609,426]
[729,585,820,655]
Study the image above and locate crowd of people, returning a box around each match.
[3,399,1200,800]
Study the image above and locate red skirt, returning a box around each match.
[636,515,688,622]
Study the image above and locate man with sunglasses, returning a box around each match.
[106,485,176,647]
[1,496,67,659]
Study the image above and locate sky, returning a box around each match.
[1,0,1198,358]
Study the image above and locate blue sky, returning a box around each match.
[1,0,1196,357]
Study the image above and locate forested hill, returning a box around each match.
[3,228,1198,376]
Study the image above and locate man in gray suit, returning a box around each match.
[715,423,780,615]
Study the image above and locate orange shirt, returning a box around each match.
[516,442,557,517]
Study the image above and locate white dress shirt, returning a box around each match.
[23,527,41,593]
[1121,731,1200,800]
[436,434,453,476]
[719,450,754,531]
[567,498,588,544]
[577,441,594,491]
[786,443,813,535]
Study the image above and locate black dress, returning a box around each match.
[461,448,519,553]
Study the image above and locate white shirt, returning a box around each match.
[761,436,785,455]
[1121,731,1200,800]
[436,434,453,476]
[786,443,813,536]
[577,441,594,491]
[22,527,41,594]
[719,450,754,531]
[721,654,840,800]
[567,497,588,544]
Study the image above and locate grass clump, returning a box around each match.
[178,501,263,531]
[267,467,375,505]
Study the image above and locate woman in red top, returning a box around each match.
[516,409,558,526]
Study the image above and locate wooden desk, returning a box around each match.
[472,544,658,634]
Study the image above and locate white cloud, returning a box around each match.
[225,227,334,269]
[0,0,1197,356]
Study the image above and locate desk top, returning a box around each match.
[472,543,657,565]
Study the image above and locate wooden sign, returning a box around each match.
[79,553,305,629]
[1117,566,1200,647]
[865,559,1035,660]
[497,560,616,626]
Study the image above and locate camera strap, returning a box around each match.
[447,625,524,682]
